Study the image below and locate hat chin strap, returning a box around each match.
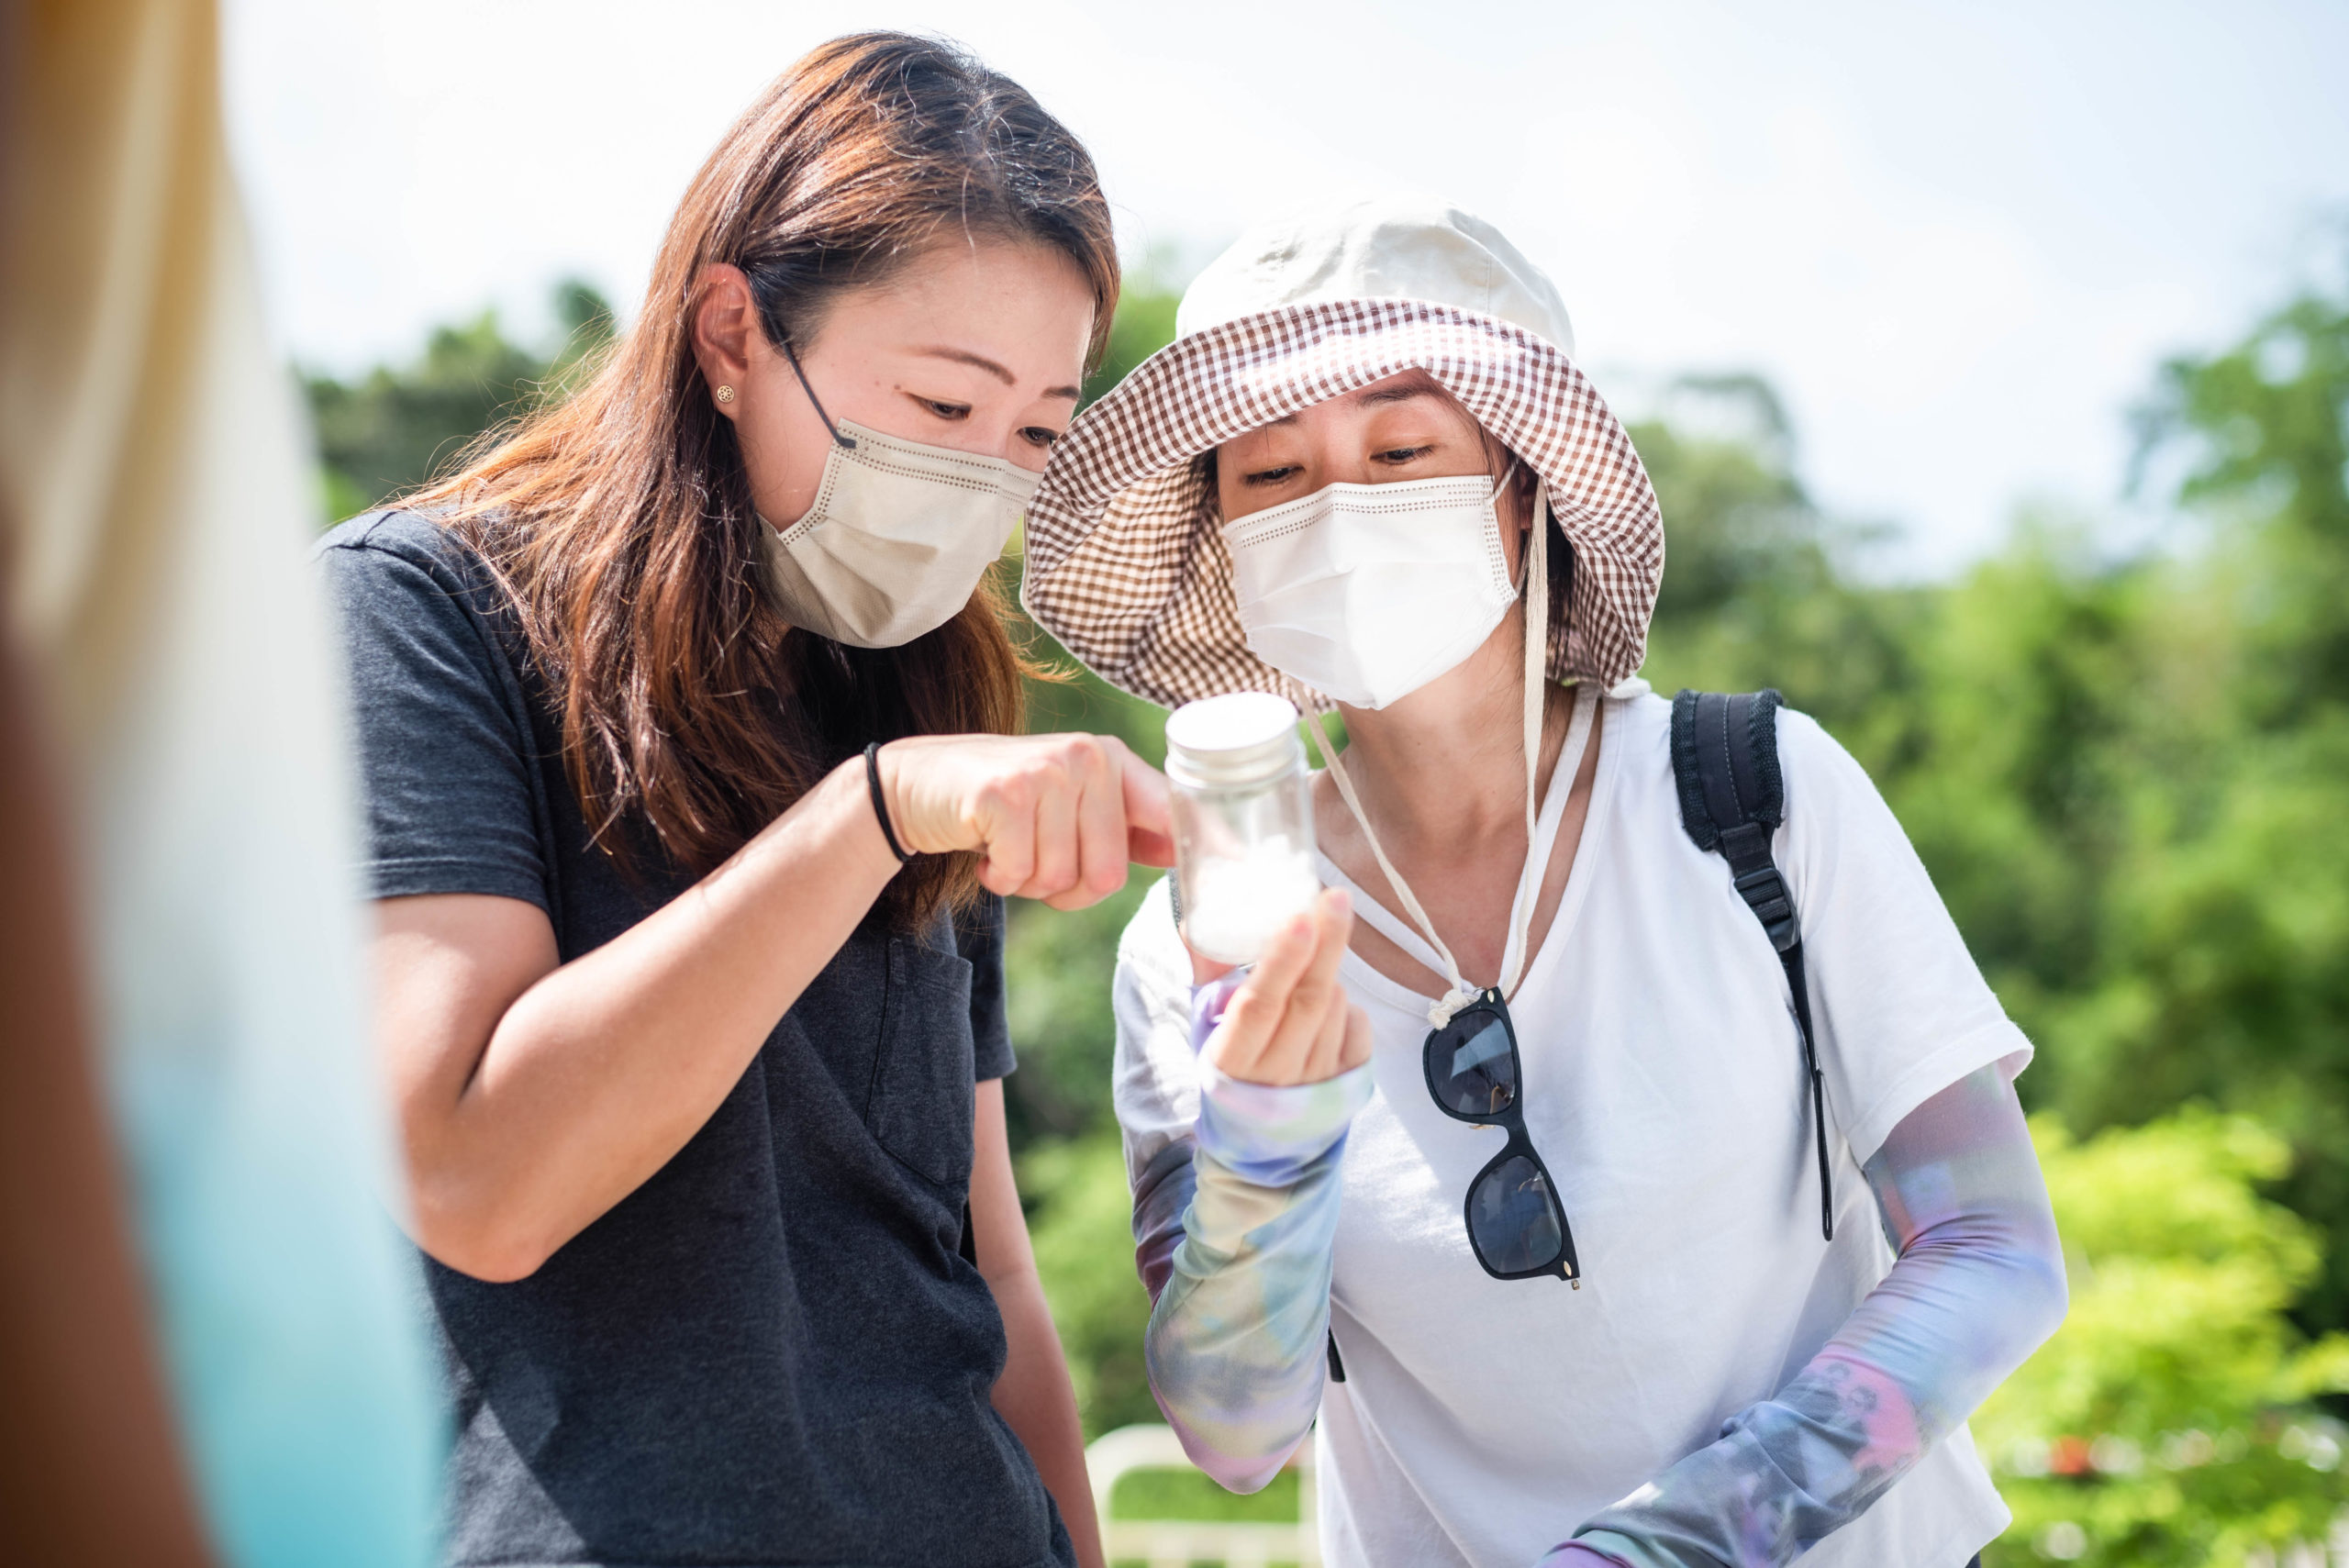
[1306,484,1566,1028]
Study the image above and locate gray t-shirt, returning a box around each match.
[319,510,1072,1568]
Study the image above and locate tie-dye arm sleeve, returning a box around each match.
[1137,980,1373,1496]
[1545,1063,2068,1568]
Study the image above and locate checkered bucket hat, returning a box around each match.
[1020,197,1664,712]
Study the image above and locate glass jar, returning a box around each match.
[1164,692,1320,965]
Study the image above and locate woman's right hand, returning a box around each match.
[877,733,1175,911]
[1197,889,1373,1087]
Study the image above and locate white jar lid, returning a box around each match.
[1165,692,1304,788]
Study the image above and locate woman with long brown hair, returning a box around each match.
[316,33,1235,1568]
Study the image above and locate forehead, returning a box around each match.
[816,239,1095,372]
[1224,369,1478,444]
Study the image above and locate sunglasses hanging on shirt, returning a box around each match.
[1422,988,1578,1281]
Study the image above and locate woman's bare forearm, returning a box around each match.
[992,1274,1105,1568]
[970,1082,1106,1568]
[383,757,900,1279]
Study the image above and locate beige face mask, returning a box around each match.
[757,342,1042,648]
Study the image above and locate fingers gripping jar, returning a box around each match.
[1164,693,1321,965]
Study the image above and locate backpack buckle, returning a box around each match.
[1731,864,1800,952]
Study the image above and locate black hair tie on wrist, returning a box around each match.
[863,741,913,866]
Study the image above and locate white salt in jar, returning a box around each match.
[1164,692,1321,965]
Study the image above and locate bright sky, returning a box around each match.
[224,0,2349,576]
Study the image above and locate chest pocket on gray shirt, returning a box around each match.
[868,938,978,1187]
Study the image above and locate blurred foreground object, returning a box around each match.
[0,1,440,1564]
[0,604,213,1563]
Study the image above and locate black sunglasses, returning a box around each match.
[1422,989,1580,1284]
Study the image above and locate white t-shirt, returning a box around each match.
[1112,689,2029,1568]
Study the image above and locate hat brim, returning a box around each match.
[1022,298,1663,711]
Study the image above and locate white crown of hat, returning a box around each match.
[1174,195,1575,358]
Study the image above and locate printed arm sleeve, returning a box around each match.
[1544,1063,2068,1568]
[1135,976,1372,1495]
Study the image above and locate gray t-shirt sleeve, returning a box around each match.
[957,893,1017,1083]
[318,522,550,912]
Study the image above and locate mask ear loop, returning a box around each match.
[778,336,858,450]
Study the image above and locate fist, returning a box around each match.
[879,732,1174,910]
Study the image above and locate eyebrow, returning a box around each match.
[1357,384,1437,408]
[914,346,1081,401]
[1255,384,1438,429]
[1238,382,1446,442]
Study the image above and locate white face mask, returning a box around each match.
[1222,469,1519,708]
[757,345,1041,648]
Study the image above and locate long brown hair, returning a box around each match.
[412,33,1119,927]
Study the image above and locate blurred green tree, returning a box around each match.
[1080,251,1183,407]
[1987,272,2349,1329]
[1631,378,1923,749]
[1976,1110,2349,1566]
[306,280,615,519]
[1020,1135,1162,1437]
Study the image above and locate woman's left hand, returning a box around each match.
[1196,889,1372,1087]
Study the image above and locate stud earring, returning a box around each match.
[714,384,737,405]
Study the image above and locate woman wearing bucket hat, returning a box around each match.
[316,35,1174,1568]
[1023,198,2068,1568]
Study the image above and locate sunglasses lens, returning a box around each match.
[1467,1153,1565,1275]
[1427,1012,1517,1118]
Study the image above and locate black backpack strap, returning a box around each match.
[1671,689,1834,1241]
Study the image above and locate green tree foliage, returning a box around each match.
[1019,1135,1163,1437]
[1631,379,1923,749]
[306,280,615,519]
[1001,876,1152,1148]
[1976,1112,2349,1565]
[2041,281,2349,1330]
[1081,254,1184,408]
[2146,285,2349,723]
